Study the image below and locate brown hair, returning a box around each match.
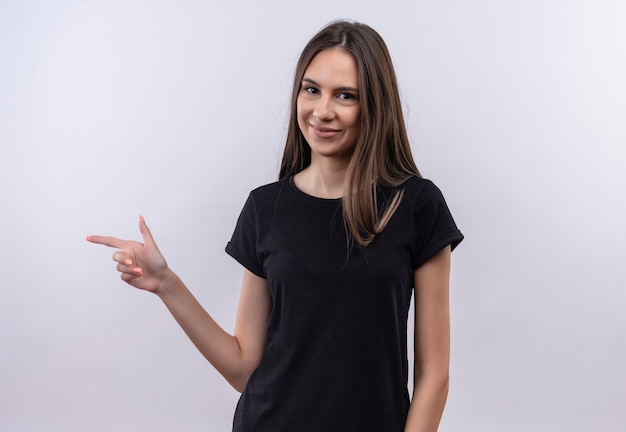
[279,20,420,247]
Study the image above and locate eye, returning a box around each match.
[302,85,319,95]
[338,92,357,101]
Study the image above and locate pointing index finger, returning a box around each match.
[86,235,126,249]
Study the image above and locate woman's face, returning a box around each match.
[297,48,361,163]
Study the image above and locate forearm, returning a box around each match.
[156,270,251,391]
[404,372,449,432]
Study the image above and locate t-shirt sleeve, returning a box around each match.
[411,180,464,270]
[225,193,266,278]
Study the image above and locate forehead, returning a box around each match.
[303,48,358,85]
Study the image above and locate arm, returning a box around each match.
[404,246,452,432]
[157,268,270,392]
[86,216,270,392]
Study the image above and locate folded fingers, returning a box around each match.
[112,252,143,277]
[112,251,133,266]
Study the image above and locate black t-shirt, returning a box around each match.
[225,176,463,432]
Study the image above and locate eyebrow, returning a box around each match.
[302,77,359,93]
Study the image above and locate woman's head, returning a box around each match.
[280,20,418,182]
[280,20,420,246]
[296,47,362,165]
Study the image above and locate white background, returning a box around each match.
[1,1,625,431]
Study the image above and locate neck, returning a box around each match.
[294,155,350,199]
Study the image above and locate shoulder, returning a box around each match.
[230,180,287,234]
[241,178,292,215]
[399,176,446,208]
[400,177,464,264]
[249,179,285,194]
[248,178,288,200]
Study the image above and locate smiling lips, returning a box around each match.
[309,123,341,139]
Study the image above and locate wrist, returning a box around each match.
[154,268,180,298]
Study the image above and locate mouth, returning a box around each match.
[309,123,340,138]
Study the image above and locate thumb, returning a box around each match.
[138,214,158,247]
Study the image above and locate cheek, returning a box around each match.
[296,102,306,124]
[296,100,308,123]
[296,101,309,135]
[347,110,361,131]
[297,93,311,111]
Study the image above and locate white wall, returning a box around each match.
[1,1,624,431]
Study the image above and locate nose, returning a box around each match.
[313,95,335,121]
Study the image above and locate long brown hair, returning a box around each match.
[279,20,420,247]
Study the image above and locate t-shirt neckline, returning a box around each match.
[287,175,343,205]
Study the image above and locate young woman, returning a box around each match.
[87,20,463,432]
